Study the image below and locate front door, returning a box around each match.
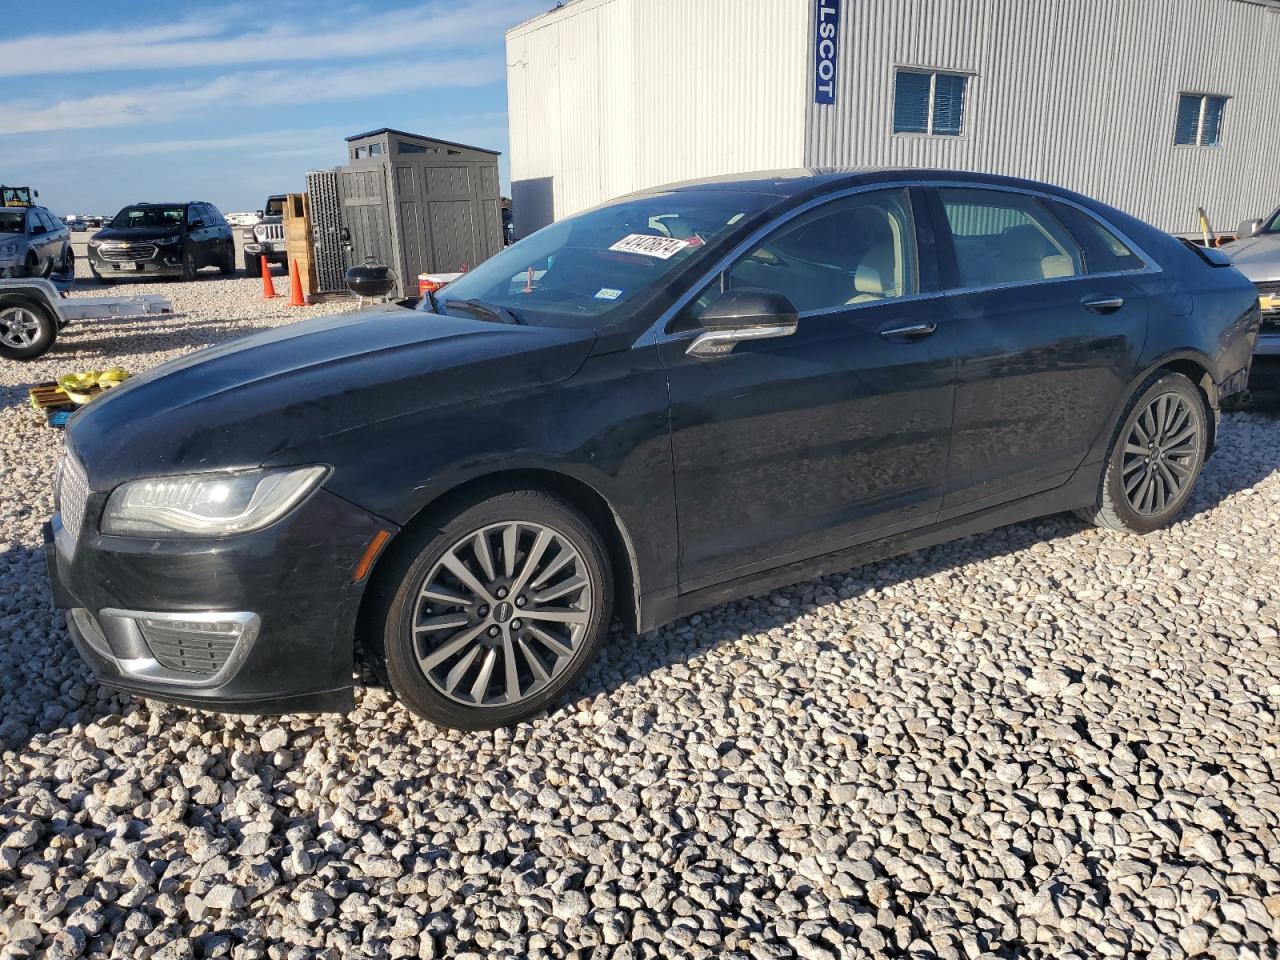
[658,187,958,590]
[931,187,1151,516]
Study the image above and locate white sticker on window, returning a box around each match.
[608,234,690,260]
[594,287,623,301]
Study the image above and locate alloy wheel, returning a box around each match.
[1121,392,1201,516]
[412,521,593,707]
[0,307,40,348]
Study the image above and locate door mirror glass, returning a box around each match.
[30,224,46,236]
[1237,219,1264,240]
[189,219,205,229]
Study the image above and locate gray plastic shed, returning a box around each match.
[336,128,503,297]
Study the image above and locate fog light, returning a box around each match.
[136,613,258,676]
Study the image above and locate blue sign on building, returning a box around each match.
[814,0,840,104]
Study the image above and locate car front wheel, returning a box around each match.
[371,488,613,730]
[1079,371,1209,534]
[180,248,196,281]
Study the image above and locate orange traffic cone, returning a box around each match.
[288,260,306,307]
[260,256,276,299]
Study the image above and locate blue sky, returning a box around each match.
[1,0,547,217]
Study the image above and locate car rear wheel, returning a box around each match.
[371,488,613,730]
[1078,371,1209,534]
[0,294,57,360]
[59,245,75,275]
[243,253,262,277]
[219,246,235,275]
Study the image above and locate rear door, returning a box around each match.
[659,186,958,588]
[931,186,1150,517]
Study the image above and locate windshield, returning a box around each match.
[110,206,185,229]
[265,198,285,217]
[0,210,24,234]
[431,190,774,328]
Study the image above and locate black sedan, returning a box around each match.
[46,170,1261,729]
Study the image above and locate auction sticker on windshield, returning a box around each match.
[608,234,691,259]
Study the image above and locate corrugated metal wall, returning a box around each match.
[806,0,1280,234]
[506,0,809,236]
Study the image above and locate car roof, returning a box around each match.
[633,167,1084,203]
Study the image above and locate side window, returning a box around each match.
[724,189,918,315]
[939,188,1083,288]
[1049,202,1145,274]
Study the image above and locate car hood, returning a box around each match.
[92,226,183,242]
[1220,233,1280,282]
[67,306,597,490]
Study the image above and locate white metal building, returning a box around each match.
[506,0,1280,238]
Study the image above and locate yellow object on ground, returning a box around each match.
[56,368,131,404]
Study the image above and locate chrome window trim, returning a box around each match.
[634,179,1163,349]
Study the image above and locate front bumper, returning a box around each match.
[244,242,287,262]
[45,487,395,715]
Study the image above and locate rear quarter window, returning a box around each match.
[1049,201,1146,274]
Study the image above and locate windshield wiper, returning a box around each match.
[444,298,524,325]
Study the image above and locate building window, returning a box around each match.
[1174,93,1228,146]
[893,69,969,136]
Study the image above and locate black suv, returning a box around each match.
[88,202,235,283]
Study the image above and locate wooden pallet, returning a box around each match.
[28,381,101,413]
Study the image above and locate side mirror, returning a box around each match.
[687,288,799,358]
[31,224,46,236]
[189,219,205,229]
[1236,219,1264,240]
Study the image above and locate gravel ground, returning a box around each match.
[1,262,1279,959]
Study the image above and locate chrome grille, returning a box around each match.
[99,242,156,262]
[1257,281,1280,322]
[255,223,285,242]
[57,452,90,546]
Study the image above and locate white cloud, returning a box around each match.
[0,57,506,134]
[0,0,546,77]
[104,128,347,156]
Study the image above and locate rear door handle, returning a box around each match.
[1083,295,1125,314]
[879,321,938,341]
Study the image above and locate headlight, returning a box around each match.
[155,234,183,245]
[102,466,327,537]
[241,229,255,241]
[0,239,18,258]
[88,237,103,248]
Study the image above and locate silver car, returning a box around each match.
[1221,209,1280,357]
[0,205,73,280]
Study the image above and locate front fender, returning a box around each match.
[281,347,679,599]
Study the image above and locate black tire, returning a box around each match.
[368,487,613,730]
[59,245,75,275]
[243,253,262,277]
[1077,371,1209,534]
[19,253,39,278]
[0,293,58,360]
[219,245,235,275]
[180,248,196,282]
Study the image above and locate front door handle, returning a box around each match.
[1083,295,1125,314]
[879,321,937,342]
